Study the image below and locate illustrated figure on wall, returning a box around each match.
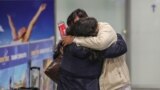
[7,3,46,43]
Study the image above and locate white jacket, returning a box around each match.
[74,22,117,50]
[73,22,130,90]
[99,55,130,90]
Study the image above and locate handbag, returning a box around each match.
[44,55,62,83]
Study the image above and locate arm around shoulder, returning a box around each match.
[102,33,127,58]
[74,22,117,50]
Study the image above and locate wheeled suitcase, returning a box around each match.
[29,67,40,90]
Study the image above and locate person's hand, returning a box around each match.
[7,15,11,19]
[7,15,12,21]
[39,3,47,11]
[62,36,74,46]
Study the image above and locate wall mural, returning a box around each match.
[0,0,55,90]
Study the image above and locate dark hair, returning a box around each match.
[67,17,98,37]
[67,9,88,26]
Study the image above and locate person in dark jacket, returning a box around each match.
[56,17,127,90]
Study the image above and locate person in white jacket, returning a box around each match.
[62,9,131,90]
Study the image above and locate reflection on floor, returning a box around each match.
[132,88,160,90]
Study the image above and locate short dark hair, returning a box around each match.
[67,17,98,37]
[67,9,88,26]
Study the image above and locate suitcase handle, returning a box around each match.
[30,67,40,70]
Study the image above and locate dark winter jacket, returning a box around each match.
[59,33,127,77]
